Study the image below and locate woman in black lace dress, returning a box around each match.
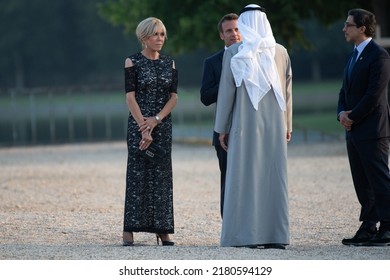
[123,17,178,246]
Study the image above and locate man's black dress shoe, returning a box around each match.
[263,244,286,250]
[342,228,377,246]
[367,230,390,246]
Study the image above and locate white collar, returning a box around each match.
[355,37,372,55]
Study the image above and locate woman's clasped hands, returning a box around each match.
[138,116,157,150]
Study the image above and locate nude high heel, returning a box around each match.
[156,234,174,246]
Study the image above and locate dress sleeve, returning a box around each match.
[169,68,178,94]
[124,66,136,93]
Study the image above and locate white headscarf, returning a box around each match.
[231,4,285,111]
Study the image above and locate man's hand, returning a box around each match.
[339,110,354,131]
[286,131,292,143]
[219,134,229,152]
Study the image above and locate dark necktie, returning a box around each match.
[348,48,358,79]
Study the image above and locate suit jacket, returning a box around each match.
[337,40,390,141]
[200,49,224,146]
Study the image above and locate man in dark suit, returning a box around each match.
[200,13,241,218]
[337,8,390,246]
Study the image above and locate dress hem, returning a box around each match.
[124,227,174,234]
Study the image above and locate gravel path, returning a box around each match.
[0,140,389,260]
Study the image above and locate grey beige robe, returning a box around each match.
[214,42,292,247]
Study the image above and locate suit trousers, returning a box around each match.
[346,137,390,224]
[215,144,227,218]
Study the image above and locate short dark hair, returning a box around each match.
[217,13,239,34]
[348,8,376,37]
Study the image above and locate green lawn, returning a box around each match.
[0,81,345,136]
[294,112,343,134]
[293,80,341,95]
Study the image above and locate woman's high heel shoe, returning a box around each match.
[156,234,174,246]
[123,240,134,246]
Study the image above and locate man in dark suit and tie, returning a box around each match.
[200,13,241,218]
[337,8,390,246]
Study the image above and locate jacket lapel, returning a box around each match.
[347,40,374,89]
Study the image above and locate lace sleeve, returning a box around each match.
[169,68,178,93]
[124,66,136,93]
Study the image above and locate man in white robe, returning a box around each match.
[214,4,293,249]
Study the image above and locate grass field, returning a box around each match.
[294,112,343,134]
[181,80,343,134]
[0,81,346,145]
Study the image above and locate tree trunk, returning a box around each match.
[14,52,24,90]
[371,0,388,36]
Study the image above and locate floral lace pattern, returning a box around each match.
[123,52,177,234]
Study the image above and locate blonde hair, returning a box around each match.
[136,17,167,48]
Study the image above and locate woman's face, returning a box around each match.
[144,27,165,51]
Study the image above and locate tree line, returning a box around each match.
[0,0,135,90]
[0,0,388,91]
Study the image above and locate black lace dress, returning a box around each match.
[123,52,178,234]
